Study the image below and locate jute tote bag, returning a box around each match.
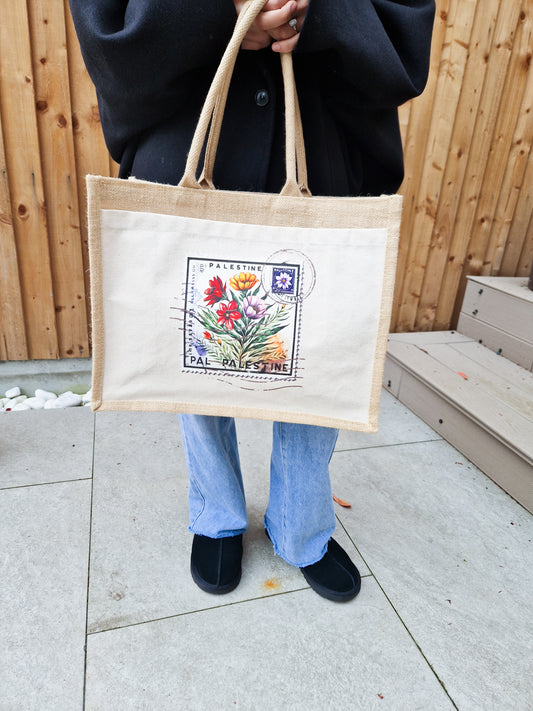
[87,0,402,432]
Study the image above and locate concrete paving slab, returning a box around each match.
[0,480,91,710]
[84,579,455,711]
[0,408,94,489]
[331,440,533,711]
[89,412,367,634]
[336,388,441,451]
[233,389,440,460]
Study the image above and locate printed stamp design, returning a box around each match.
[182,258,303,378]
[272,267,296,295]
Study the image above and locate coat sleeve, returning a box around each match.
[68,0,237,148]
[296,0,435,107]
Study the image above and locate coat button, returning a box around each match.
[255,90,269,107]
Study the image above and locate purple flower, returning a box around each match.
[242,295,266,319]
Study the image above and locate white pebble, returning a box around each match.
[44,399,57,409]
[5,386,21,398]
[25,397,46,410]
[35,389,57,401]
[82,389,92,404]
[13,402,32,411]
[49,392,83,409]
[9,395,27,406]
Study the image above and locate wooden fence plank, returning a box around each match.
[396,0,478,332]
[486,9,533,275]
[64,2,111,344]
[450,3,530,324]
[514,145,533,278]
[0,1,58,359]
[478,6,533,276]
[500,148,533,275]
[0,111,28,360]
[434,0,523,330]
[415,0,501,331]
[109,157,120,178]
[391,0,451,330]
[398,101,411,150]
[516,207,533,277]
[28,0,89,358]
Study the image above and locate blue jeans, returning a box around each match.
[179,415,339,567]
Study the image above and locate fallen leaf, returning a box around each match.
[333,495,352,508]
[456,371,468,380]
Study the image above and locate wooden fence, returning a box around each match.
[0,0,532,360]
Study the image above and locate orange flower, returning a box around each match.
[229,272,258,291]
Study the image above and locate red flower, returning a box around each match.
[203,331,211,339]
[204,276,226,306]
[216,301,242,330]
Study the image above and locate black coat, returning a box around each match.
[69,0,435,197]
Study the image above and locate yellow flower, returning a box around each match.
[229,272,258,291]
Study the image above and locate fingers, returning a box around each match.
[236,0,304,53]
[241,26,272,51]
[241,37,272,50]
[260,0,288,9]
[255,1,296,32]
[269,23,298,42]
[270,0,308,52]
[271,34,300,53]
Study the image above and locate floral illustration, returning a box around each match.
[216,300,242,330]
[242,295,267,319]
[229,272,258,291]
[191,270,296,372]
[274,271,292,291]
[204,276,227,306]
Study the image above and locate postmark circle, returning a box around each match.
[261,249,316,304]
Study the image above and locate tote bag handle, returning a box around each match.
[200,3,308,194]
[179,0,310,197]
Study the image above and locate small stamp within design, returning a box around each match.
[272,267,296,295]
[181,258,304,379]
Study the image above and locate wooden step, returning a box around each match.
[458,276,533,371]
[383,331,533,513]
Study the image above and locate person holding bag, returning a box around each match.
[69,0,435,602]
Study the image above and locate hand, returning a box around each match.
[270,0,309,53]
[233,0,300,51]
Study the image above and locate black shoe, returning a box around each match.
[300,538,361,602]
[190,533,243,594]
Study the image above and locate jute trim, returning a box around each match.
[90,399,379,433]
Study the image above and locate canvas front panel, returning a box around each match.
[97,209,391,428]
